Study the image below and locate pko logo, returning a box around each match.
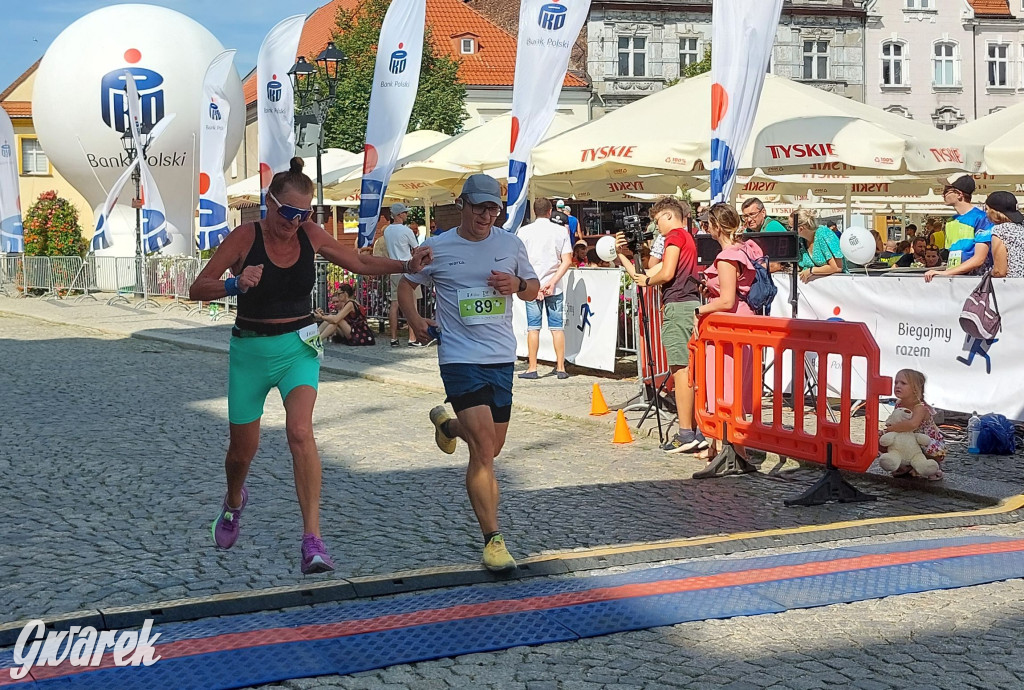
[267,75,283,102]
[0,142,10,158]
[100,68,164,134]
[539,2,567,31]
[208,100,222,121]
[390,44,408,74]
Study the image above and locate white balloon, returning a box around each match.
[32,4,244,256]
[840,226,876,265]
[595,235,617,262]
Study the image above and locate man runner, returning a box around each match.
[398,174,540,572]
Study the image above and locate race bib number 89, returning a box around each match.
[457,287,507,325]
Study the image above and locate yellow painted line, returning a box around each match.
[522,494,1024,564]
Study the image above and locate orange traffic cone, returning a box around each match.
[612,410,634,444]
[590,383,610,416]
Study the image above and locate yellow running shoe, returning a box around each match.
[482,534,517,572]
[429,405,457,454]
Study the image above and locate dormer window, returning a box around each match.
[461,38,476,54]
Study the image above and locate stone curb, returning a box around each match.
[1,503,1020,648]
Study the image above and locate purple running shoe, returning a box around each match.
[301,533,336,574]
[211,486,248,549]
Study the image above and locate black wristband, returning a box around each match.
[516,276,527,293]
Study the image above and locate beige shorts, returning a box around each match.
[389,274,422,301]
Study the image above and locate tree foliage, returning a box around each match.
[23,190,87,257]
[684,42,712,79]
[321,0,468,153]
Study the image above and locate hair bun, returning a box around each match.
[289,157,305,174]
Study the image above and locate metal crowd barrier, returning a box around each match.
[0,255,24,297]
[618,282,638,356]
[45,256,85,301]
[21,257,52,297]
[165,258,201,312]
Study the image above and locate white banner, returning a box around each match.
[503,0,590,232]
[0,107,24,252]
[774,274,1024,421]
[357,0,426,247]
[710,0,783,202]
[125,72,176,253]
[513,267,621,372]
[197,50,236,251]
[257,15,304,219]
[91,158,139,251]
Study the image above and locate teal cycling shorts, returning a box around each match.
[228,331,320,425]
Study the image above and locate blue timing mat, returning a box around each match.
[3,535,1022,689]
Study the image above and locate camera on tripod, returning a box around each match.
[621,214,655,253]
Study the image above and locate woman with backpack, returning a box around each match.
[694,203,766,461]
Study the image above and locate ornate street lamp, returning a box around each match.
[289,45,347,226]
[120,127,147,299]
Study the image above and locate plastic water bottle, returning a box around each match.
[967,411,981,454]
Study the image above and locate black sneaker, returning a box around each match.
[662,430,704,454]
[390,339,400,347]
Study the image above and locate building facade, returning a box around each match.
[1,64,95,231]
[587,0,868,116]
[865,0,1024,127]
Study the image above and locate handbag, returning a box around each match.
[959,272,1001,341]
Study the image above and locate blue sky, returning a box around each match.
[1,1,322,90]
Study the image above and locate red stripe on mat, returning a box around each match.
[13,539,1024,684]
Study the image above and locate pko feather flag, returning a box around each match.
[125,71,176,253]
[197,50,236,251]
[357,0,426,247]
[503,0,590,233]
[257,15,304,219]
[710,0,783,203]
[0,107,24,252]
[91,158,138,251]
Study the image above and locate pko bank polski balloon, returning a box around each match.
[32,4,244,256]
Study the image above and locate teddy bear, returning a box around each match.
[878,407,941,479]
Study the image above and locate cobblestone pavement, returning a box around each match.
[251,524,1024,690]
[0,314,1000,625]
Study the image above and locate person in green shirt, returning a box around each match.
[794,209,844,282]
[740,197,787,233]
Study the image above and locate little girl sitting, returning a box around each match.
[881,369,947,479]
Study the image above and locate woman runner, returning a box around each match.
[189,158,431,574]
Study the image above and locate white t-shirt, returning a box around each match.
[650,232,666,260]
[516,217,572,295]
[384,223,418,262]
[405,227,538,365]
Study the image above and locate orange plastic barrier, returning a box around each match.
[688,314,892,473]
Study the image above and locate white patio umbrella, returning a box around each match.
[319,130,452,200]
[531,73,984,180]
[323,116,582,201]
[954,103,1024,177]
[225,149,360,205]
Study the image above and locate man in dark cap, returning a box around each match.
[399,174,540,573]
[925,174,993,281]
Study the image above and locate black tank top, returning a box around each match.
[235,223,315,321]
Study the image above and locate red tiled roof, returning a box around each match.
[0,101,32,118]
[243,0,586,105]
[968,0,1013,17]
